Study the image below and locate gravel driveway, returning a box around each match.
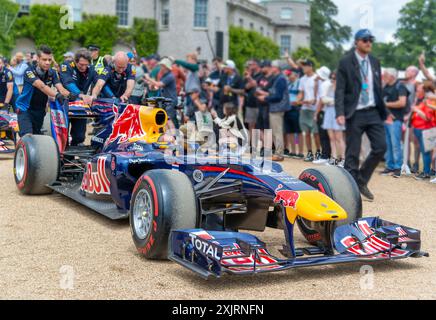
[0,153,434,300]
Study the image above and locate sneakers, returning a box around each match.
[392,169,401,179]
[293,153,305,160]
[415,173,431,181]
[411,163,419,174]
[358,184,375,202]
[326,158,336,166]
[314,151,322,161]
[284,149,291,158]
[337,159,345,168]
[313,158,329,165]
[380,168,394,176]
[430,177,436,184]
[304,151,314,162]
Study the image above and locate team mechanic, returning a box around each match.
[0,57,14,110]
[16,45,70,136]
[59,49,97,146]
[91,52,135,103]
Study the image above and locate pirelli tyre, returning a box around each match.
[297,166,362,250]
[14,135,60,195]
[42,112,51,136]
[130,169,197,260]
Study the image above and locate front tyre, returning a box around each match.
[14,135,59,195]
[130,170,197,260]
[297,166,362,249]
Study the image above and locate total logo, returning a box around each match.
[189,234,221,260]
[81,157,111,195]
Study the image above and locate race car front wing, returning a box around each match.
[169,217,428,279]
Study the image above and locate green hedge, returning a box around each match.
[8,4,158,61]
[229,26,280,71]
[0,0,20,55]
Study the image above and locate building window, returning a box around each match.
[239,18,244,28]
[116,0,129,26]
[249,22,254,30]
[161,0,169,28]
[260,26,264,35]
[305,9,310,22]
[68,0,82,22]
[16,0,30,14]
[194,0,208,28]
[215,17,221,31]
[280,8,293,20]
[280,35,291,56]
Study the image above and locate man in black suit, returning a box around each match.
[335,29,387,202]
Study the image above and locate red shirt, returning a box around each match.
[412,101,436,130]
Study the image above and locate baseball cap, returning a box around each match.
[146,54,160,61]
[271,60,282,69]
[223,60,236,70]
[63,51,74,58]
[316,66,331,81]
[355,29,375,41]
[260,60,272,68]
[159,57,173,70]
[88,45,100,51]
[301,59,314,67]
[127,52,135,60]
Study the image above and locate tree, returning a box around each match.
[395,0,436,68]
[292,47,320,69]
[229,26,280,72]
[309,0,352,69]
[77,14,119,55]
[13,5,76,62]
[372,42,401,68]
[0,0,19,55]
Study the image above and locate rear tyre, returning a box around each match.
[14,135,59,195]
[130,170,197,260]
[297,166,362,249]
[42,112,52,136]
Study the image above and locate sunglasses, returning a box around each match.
[361,38,374,44]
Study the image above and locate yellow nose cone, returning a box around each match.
[284,191,348,224]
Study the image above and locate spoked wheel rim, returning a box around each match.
[132,189,154,240]
[15,147,26,182]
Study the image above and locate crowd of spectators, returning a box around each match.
[1,36,435,187]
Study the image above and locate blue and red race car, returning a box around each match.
[13,98,428,278]
[0,104,19,154]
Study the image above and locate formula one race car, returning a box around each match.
[13,98,428,278]
[0,103,19,154]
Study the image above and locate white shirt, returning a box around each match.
[355,51,376,110]
[298,74,318,111]
[320,80,335,107]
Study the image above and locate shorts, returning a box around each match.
[17,108,46,136]
[256,104,270,130]
[284,109,302,134]
[299,109,319,134]
[245,107,259,125]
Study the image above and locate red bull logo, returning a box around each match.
[108,104,145,144]
[81,157,111,195]
[273,184,300,209]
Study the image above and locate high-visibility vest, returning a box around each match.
[93,56,105,75]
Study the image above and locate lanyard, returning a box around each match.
[360,59,369,82]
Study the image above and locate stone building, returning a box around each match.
[13,0,311,61]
